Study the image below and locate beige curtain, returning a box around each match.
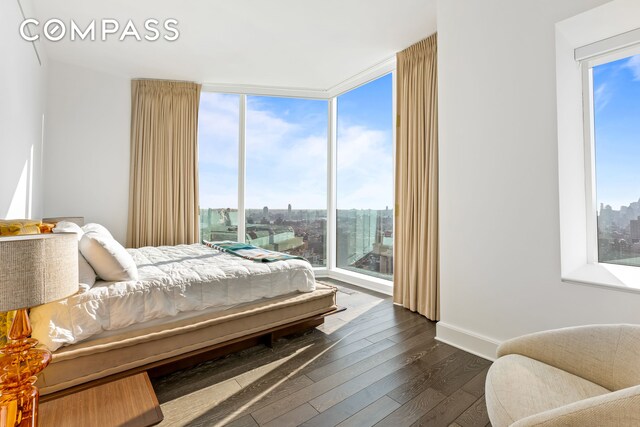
[127,80,202,248]
[393,33,439,320]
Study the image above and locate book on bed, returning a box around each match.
[203,240,306,262]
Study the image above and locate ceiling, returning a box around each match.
[30,0,437,90]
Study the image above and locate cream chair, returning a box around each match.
[485,324,640,426]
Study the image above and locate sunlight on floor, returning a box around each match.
[212,331,359,426]
[156,284,393,426]
[161,332,358,426]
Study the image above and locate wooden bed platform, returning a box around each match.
[38,283,338,400]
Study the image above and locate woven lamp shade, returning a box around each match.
[0,233,78,312]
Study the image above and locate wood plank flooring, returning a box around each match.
[151,280,492,427]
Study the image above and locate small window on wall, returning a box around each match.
[586,49,640,267]
[198,93,240,243]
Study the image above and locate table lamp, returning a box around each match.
[0,234,78,427]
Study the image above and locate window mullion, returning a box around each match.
[581,65,598,264]
[327,98,337,271]
[238,94,247,243]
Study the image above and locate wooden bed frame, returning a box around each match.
[41,307,343,403]
[38,283,339,400]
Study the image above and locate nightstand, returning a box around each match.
[39,373,163,427]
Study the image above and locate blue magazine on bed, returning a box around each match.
[203,240,306,263]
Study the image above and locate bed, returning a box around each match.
[31,244,317,351]
[22,232,337,396]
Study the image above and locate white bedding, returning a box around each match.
[31,244,315,351]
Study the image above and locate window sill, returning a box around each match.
[562,262,640,295]
[315,267,393,296]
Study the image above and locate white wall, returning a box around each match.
[43,61,130,243]
[436,0,640,360]
[0,0,47,219]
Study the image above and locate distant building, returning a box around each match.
[631,216,640,243]
[263,206,269,217]
[373,213,393,275]
[336,209,378,268]
[598,199,640,230]
[246,224,303,252]
[597,198,640,264]
[199,208,238,242]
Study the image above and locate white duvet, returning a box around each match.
[30,244,315,351]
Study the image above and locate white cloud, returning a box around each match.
[199,168,238,209]
[594,82,611,113]
[245,110,326,209]
[199,95,394,210]
[246,108,297,148]
[625,55,640,81]
[336,125,394,209]
[198,93,240,167]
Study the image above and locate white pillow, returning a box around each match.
[53,221,84,241]
[78,252,97,291]
[54,221,97,290]
[79,233,138,282]
[82,223,113,239]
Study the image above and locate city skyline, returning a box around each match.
[597,194,640,267]
[599,196,640,211]
[200,205,395,212]
[199,206,393,278]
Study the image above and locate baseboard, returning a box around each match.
[435,322,500,362]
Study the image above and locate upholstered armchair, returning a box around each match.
[485,324,640,426]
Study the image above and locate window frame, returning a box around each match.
[556,3,640,294]
[581,44,640,267]
[199,59,396,294]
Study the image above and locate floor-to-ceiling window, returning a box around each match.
[336,74,394,280]
[198,71,394,285]
[198,93,240,243]
[245,96,328,267]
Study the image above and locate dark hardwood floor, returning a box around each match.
[151,280,492,427]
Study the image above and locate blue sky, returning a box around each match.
[245,96,327,209]
[337,74,394,210]
[593,53,640,210]
[198,74,394,210]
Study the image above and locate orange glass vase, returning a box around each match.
[0,309,51,427]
